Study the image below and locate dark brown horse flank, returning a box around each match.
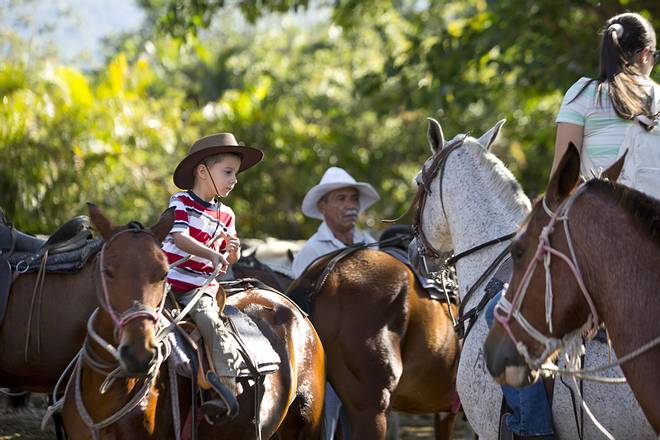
[197,288,325,440]
[287,247,460,439]
[0,215,103,391]
[484,144,660,433]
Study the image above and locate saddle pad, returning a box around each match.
[8,238,102,274]
[166,329,195,377]
[224,304,280,376]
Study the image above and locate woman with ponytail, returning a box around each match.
[552,12,659,178]
[485,12,658,440]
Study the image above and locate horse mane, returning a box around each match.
[588,179,660,243]
[463,138,531,216]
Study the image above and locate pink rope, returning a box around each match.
[495,193,599,348]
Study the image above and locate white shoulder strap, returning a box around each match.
[652,83,660,115]
[633,83,660,128]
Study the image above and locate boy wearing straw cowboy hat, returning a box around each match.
[291,166,380,440]
[163,132,262,423]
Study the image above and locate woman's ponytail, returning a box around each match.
[595,13,656,119]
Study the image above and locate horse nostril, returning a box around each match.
[119,344,130,360]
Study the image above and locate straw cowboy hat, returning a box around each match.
[173,133,263,189]
[302,167,380,220]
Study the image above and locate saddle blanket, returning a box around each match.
[8,238,102,274]
[166,305,280,378]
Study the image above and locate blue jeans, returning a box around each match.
[323,383,351,440]
[486,291,554,436]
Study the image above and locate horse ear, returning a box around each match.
[477,119,506,150]
[87,203,114,240]
[427,117,445,154]
[149,207,175,243]
[546,142,581,207]
[601,149,627,182]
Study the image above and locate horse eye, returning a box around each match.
[103,268,114,278]
[510,244,524,261]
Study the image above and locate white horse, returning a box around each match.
[409,118,654,439]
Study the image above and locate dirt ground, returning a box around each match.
[0,393,472,439]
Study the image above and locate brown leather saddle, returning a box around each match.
[0,211,96,324]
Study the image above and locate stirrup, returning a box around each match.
[205,371,239,419]
[498,411,514,440]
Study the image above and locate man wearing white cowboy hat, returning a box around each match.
[292,166,380,277]
[291,166,380,440]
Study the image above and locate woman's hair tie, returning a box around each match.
[607,23,624,39]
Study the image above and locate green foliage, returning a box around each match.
[0,53,187,232]
[3,0,660,239]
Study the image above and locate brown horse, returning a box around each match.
[0,227,99,392]
[484,144,660,433]
[62,205,326,439]
[287,247,460,439]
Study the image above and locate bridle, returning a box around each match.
[41,222,172,439]
[494,184,600,370]
[409,135,516,338]
[412,136,467,266]
[412,135,516,269]
[96,222,168,342]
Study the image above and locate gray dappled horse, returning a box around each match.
[409,119,654,439]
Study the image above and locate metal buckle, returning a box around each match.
[15,260,29,273]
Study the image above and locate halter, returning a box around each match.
[494,184,600,370]
[97,224,168,339]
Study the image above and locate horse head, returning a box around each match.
[408,117,523,276]
[88,204,173,376]
[483,144,628,387]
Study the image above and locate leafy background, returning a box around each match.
[2,0,659,238]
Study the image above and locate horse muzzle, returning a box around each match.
[484,323,533,387]
[118,342,158,376]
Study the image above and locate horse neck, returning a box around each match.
[569,194,660,418]
[443,148,529,304]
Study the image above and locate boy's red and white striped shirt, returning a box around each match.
[162,191,236,293]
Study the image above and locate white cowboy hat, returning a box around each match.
[302,167,380,220]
